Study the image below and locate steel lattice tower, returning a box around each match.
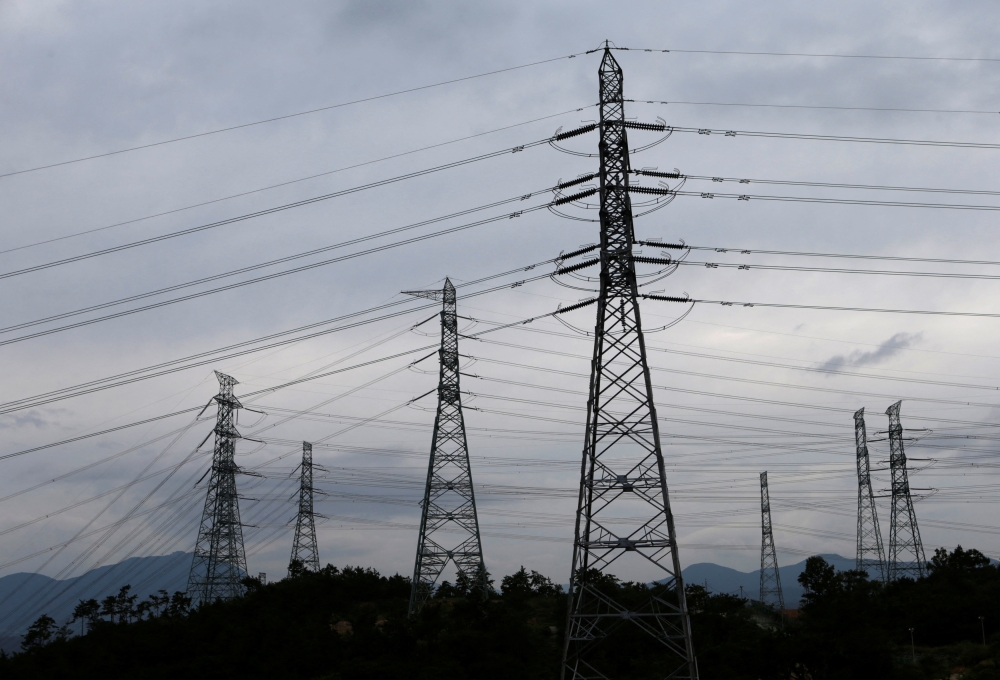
[562,47,698,680]
[759,472,785,610]
[289,441,320,574]
[187,371,248,602]
[854,408,886,581]
[886,401,926,580]
[406,278,486,615]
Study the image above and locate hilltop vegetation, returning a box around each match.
[0,547,997,679]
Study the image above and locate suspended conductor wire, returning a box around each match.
[610,45,1000,62]
[667,188,1000,211]
[0,179,572,339]
[0,253,560,415]
[467,337,1000,409]
[0,51,590,180]
[637,171,1000,199]
[667,124,1000,150]
[0,137,563,282]
[642,293,1000,319]
[0,419,206,627]
[504,321,1000,392]
[676,244,1000,268]
[675,260,1000,281]
[1,202,555,347]
[0,258,561,456]
[1,105,596,256]
[630,98,1000,116]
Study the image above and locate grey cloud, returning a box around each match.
[818,332,922,373]
[0,412,51,430]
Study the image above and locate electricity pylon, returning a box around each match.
[406,278,486,615]
[562,46,698,680]
[187,371,248,602]
[759,471,785,611]
[289,441,320,574]
[854,408,886,582]
[886,401,926,580]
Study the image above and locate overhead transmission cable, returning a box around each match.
[0,136,558,281]
[665,124,1000,149]
[630,98,1000,116]
[610,45,1000,62]
[0,181,566,340]
[0,253,557,414]
[27,167,987,337]
[0,258,560,456]
[665,189,1000,211]
[469,337,1000,409]
[665,173,1000,198]
[669,243,1000,267]
[1,105,593,256]
[642,292,1000,320]
[674,260,1000,281]
[0,50,587,179]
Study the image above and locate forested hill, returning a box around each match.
[1,547,998,679]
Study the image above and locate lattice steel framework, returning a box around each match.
[289,441,320,574]
[886,401,926,580]
[407,278,486,615]
[759,471,785,610]
[854,408,886,581]
[562,47,698,680]
[187,371,248,602]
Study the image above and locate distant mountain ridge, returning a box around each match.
[0,551,192,653]
[0,551,857,652]
[681,553,858,607]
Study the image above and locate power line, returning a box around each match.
[0,51,588,180]
[667,189,1000,211]
[0,347,431,459]
[613,46,1000,63]
[470,337,1000,409]
[674,243,1000,268]
[665,173,1000,198]
[494,318,999,385]
[0,137,554,281]
[630,98,999,115]
[0,256,554,413]
[0,106,593,256]
[0,303,435,412]
[668,124,1000,149]
[676,260,1000,281]
[0,183,560,339]
[0,263,566,455]
[643,292,1000,319]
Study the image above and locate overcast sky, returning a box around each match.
[2,0,1000,629]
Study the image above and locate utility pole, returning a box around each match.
[289,441,320,574]
[187,371,249,602]
[887,401,926,580]
[562,46,698,680]
[406,278,486,616]
[854,408,887,582]
[759,472,785,611]
[980,616,986,647]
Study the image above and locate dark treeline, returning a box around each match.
[1,547,997,679]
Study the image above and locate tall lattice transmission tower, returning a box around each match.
[289,441,320,574]
[562,46,698,680]
[886,401,926,580]
[406,278,486,616]
[759,471,785,611]
[188,371,248,602]
[854,408,886,581]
